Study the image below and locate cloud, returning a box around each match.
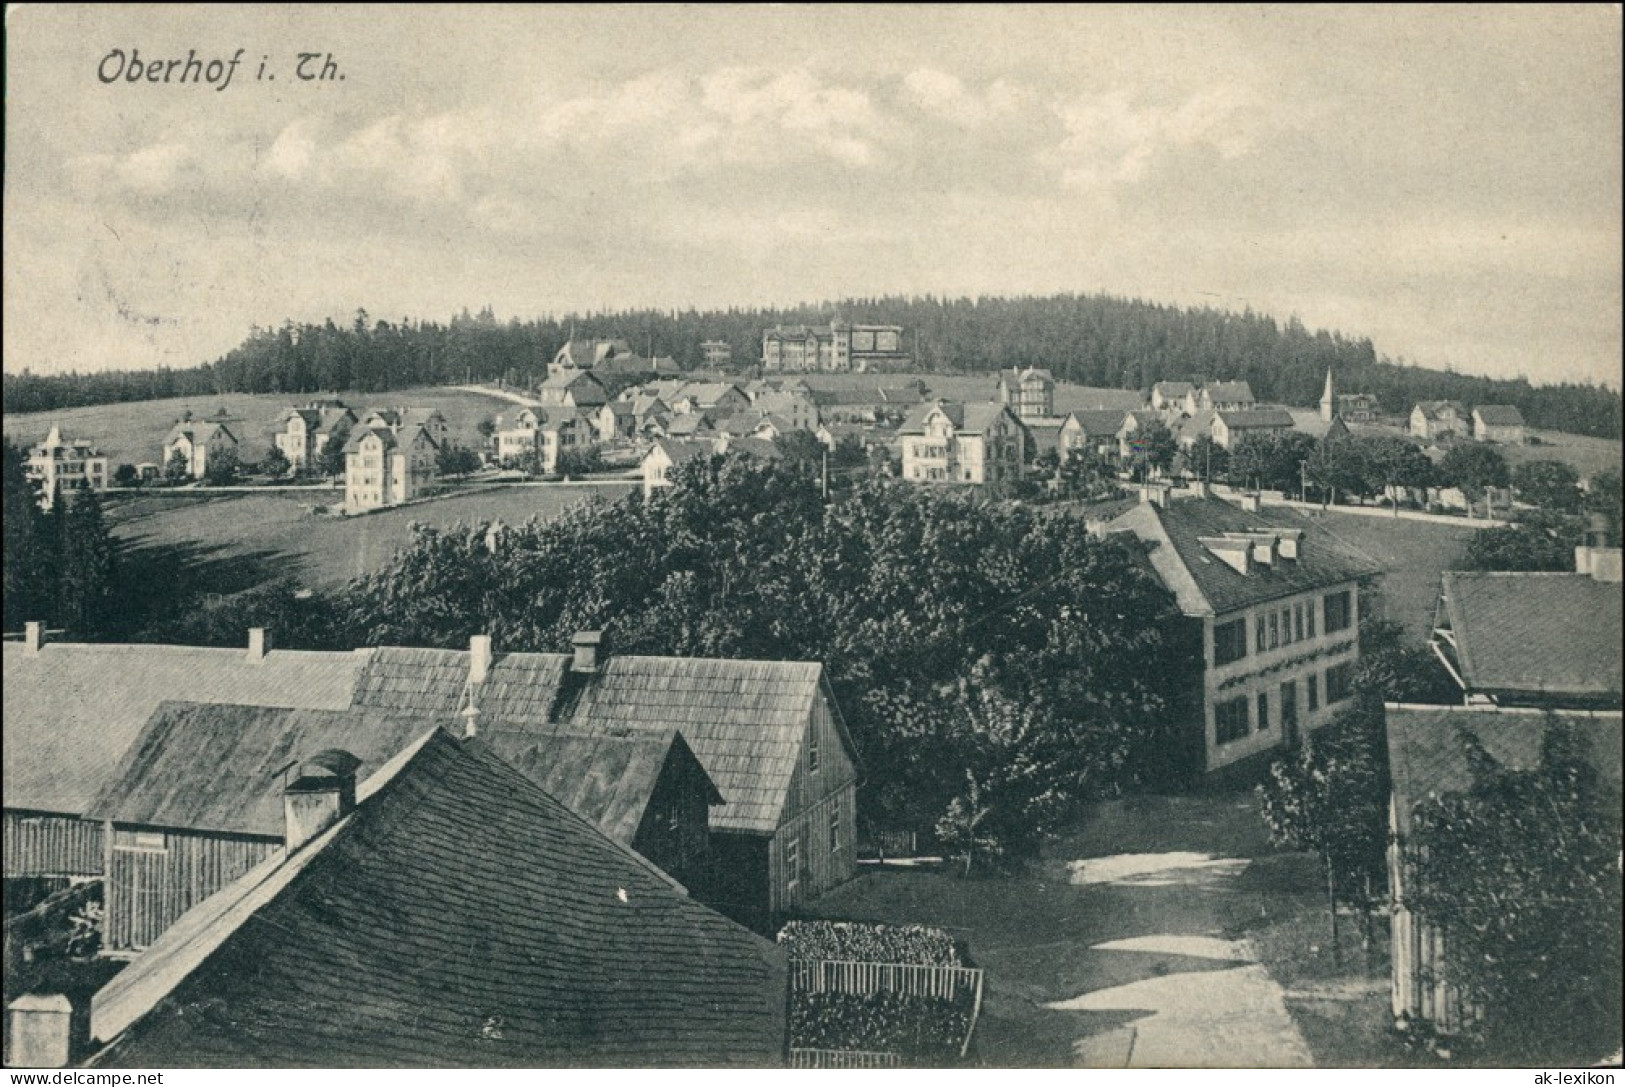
[1051,84,1269,190]
[901,68,1033,128]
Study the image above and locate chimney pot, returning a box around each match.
[247,627,272,661]
[572,630,604,674]
[24,621,45,655]
[469,635,493,686]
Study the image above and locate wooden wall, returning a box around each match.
[3,811,103,879]
[103,827,277,953]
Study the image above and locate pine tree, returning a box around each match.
[55,487,117,638]
[2,439,50,631]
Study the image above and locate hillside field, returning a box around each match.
[3,386,512,468]
[108,482,636,593]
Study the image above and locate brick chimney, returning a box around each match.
[469,634,493,686]
[247,627,272,661]
[283,750,361,852]
[1240,492,1263,513]
[572,630,605,674]
[24,621,45,655]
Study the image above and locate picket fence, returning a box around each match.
[789,958,985,1060]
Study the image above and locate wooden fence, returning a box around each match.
[790,959,983,1002]
[789,1048,903,1069]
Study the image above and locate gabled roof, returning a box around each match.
[91,731,786,1068]
[166,420,236,445]
[349,648,839,834]
[1066,409,1131,437]
[998,367,1055,385]
[1413,400,1467,419]
[1436,571,1622,699]
[83,702,442,837]
[649,437,716,466]
[1176,409,1217,441]
[1120,409,1163,431]
[1026,420,1064,457]
[663,413,712,437]
[721,436,784,461]
[1473,404,1526,427]
[341,424,397,454]
[1152,381,1195,397]
[1385,704,1622,835]
[3,642,369,817]
[1202,381,1256,404]
[539,370,609,399]
[959,401,1019,434]
[1216,407,1295,429]
[677,382,745,407]
[484,725,722,847]
[1105,496,1384,616]
[279,407,322,428]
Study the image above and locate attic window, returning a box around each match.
[808,730,820,772]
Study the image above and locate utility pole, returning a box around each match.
[822,449,829,500]
[1300,460,1308,503]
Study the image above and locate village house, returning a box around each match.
[809,383,925,426]
[995,367,1056,421]
[1428,542,1622,709]
[1058,410,1129,460]
[85,729,788,1068]
[493,407,545,462]
[1210,407,1296,450]
[535,369,610,412]
[551,336,635,374]
[1104,491,1383,776]
[1471,404,1527,444]
[1151,381,1196,414]
[162,412,238,480]
[537,415,594,474]
[345,633,858,923]
[1408,400,1469,441]
[749,389,820,431]
[343,422,438,512]
[1116,409,1167,460]
[701,340,733,368]
[659,412,715,440]
[1384,703,1622,1038]
[2,628,368,894]
[1195,381,1257,413]
[670,382,750,417]
[897,401,1025,487]
[25,425,109,508]
[760,321,909,373]
[594,400,638,442]
[272,400,357,473]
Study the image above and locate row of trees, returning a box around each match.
[2,441,117,637]
[8,294,1619,436]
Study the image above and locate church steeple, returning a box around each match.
[1320,368,1336,423]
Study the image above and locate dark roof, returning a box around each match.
[1153,381,1195,397]
[998,367,1054,385]
[1106,496,1384,616]
[650,436,716,464]
[1414,400,1467,418]
[1217,407,1295,429]
[484,726,722,846]
[722,436,783,461]
[3,642,369,817]
[91,731,786,1068]
[1438,572,1623,699]
[1067,409,1130,436]
[1202,381,1255,403]
[1473,404,1526,427]
[1385,704,1622,835]
[350,649,839,834]
[83,703,440,837]
[341,424,397,454]
[899,401,1014,436]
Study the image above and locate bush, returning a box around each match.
[778,921,962,966]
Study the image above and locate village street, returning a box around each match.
[812,792,1375,1067]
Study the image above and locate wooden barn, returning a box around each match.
[1384,703,1622,1034]
[90,731,788,1068]
[82,702,436,954]
[348,632,862,926]
[2,629,367,890]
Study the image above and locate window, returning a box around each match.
[1282,608,1294,644]
[1268,611,1279,649]
[1307,673,1320,711]
[1255,615,1267,653]
[1256,692,1270,731]
[830,808,842,853]
[1294,604,1305,642]
[1325,662,1354,703]
[1324,590,1352,633]
[1307,600,1317,638]
[116,830,167,853]
[1215,696,1250,744]
[1213,618,1248,665]
[808,730,820,773]
[785,837,801,895]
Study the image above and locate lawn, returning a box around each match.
[1287,509,1478,644]
[3,385,513,468]
[805,793,1405,1068]
[106,481,636,592]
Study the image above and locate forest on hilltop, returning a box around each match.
[5,293,1619,438]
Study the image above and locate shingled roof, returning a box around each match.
[1435,571,1623,701]
[349,648,839,834]
[91,731,787,1068]
[3,642,370,817]
[1385,704,1622,835]
[83,703,441,838]
[1473,404,1526,427]
[1106,496,1384,616]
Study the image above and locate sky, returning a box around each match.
[4,5,1621,388]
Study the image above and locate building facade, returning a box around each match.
[344,424,438,512]
[995,368,1056,420]
[1409,400,1468,441]
[274,401,357,473]
[162,414,238,480]
[1472,405,1527,444]
[898,402,1025,487]
[761,322,908,373]
[26,426,109,508]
